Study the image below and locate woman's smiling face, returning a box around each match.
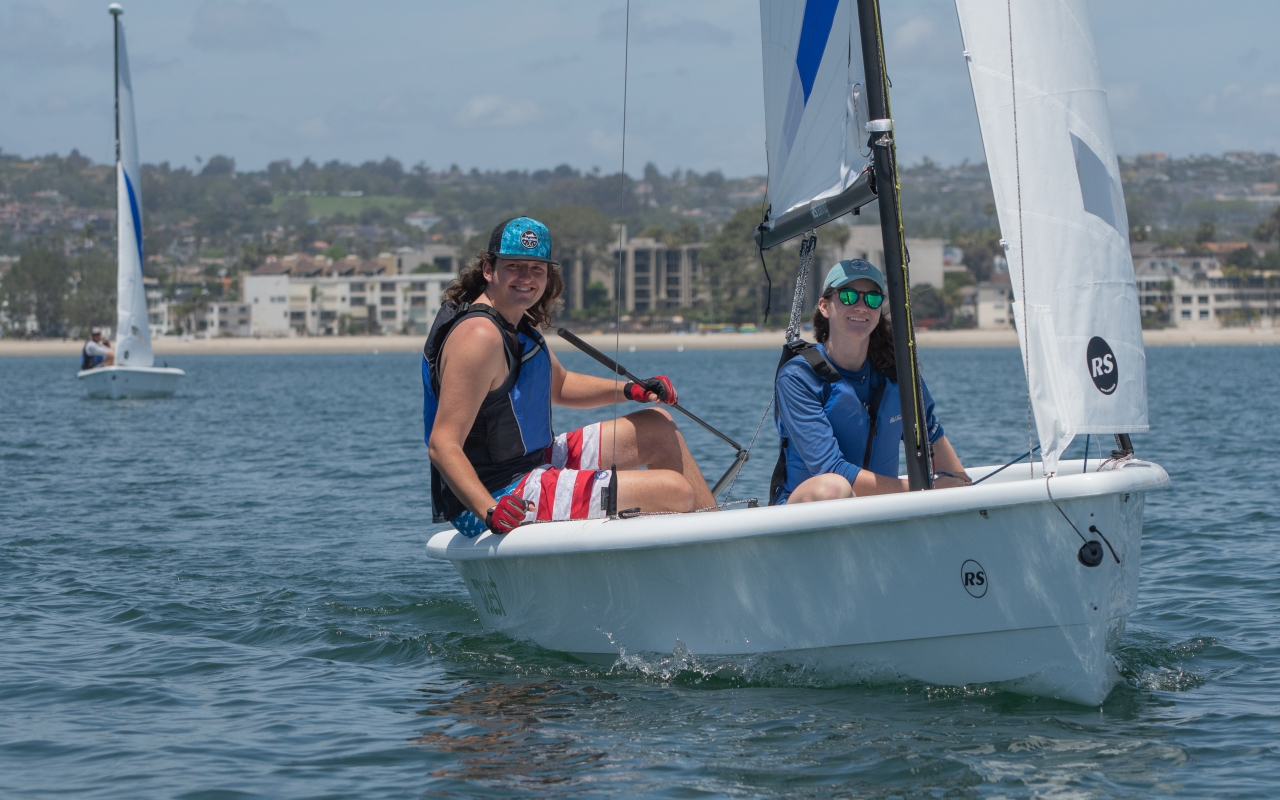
[818,277,882,343]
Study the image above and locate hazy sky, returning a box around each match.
[3,1,1279,176]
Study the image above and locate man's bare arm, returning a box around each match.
[427,318,511,519]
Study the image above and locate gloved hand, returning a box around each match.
[624,376,678,405]
[485,494,533,534]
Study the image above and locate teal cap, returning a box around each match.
[822,259,886,294]
[487,216,555,263]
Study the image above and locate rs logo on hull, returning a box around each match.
[961,560,987,598]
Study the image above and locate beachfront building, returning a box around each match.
[605,231,707,314]
[1168,275,1279,328]
[1130,244,1279,328]
[245,247,459,336]
[278,274,453,336]
[956,280,1015,330]
[834,223,947,289]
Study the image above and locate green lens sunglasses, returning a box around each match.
[837,288,885,309]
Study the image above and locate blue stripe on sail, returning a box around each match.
[795,0,840,104]
[123,169,144,270]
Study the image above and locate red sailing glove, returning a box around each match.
[485,494,533,534]
[624,376,678,405]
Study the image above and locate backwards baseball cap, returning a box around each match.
[822,259,886,294]
[487,216,555,264]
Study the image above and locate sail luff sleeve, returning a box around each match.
[855,0,932,491]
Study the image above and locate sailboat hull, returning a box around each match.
[427,459,1167,705]
[76,365,185,399]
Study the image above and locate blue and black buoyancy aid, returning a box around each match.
[422,301,554,523]
[768,340,898,505]
[81,341,103,370]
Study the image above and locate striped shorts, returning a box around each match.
[450,423,612,537]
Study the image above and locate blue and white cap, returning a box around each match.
[487,216,555,264]
[822,259,886,294]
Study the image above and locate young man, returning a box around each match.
[81,329,115,370]
[423,216,715,537]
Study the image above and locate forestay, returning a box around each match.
[760,0,868,217]
[114,16,153,369]
[954,0,1148,473]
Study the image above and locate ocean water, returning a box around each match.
[1,344,1277,799]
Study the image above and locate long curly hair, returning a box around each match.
[812,289,896,374]
[443,251,563,328]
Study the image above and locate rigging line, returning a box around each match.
[610,0,630,495]
[1043,476,1087,544]
[971,443,1038,485]
[723,395,774,502]
[1006,0,1035,478]
[1044,476,1120,563]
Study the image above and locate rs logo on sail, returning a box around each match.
[1086,336,1119,395]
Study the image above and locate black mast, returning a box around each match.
[855,0,933,490]
[110,4,121,165]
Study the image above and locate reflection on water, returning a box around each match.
[411,681,610,789]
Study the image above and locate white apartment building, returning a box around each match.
[1169,275,1279,328]
[285,273,454,336]
[243,274,291,336]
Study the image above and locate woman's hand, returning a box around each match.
[932,470,972,489]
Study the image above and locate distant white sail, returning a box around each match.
[114,16,153,368]
[955,0,1148,473]
[760,0,867,217]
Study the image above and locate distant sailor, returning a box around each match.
[81,329,115,370]
[423,216,715,537]
[770,259,971,505]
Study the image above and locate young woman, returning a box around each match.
[772,259,970,505]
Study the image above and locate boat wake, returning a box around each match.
[1115,630,1218,694]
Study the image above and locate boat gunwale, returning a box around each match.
[76,365,187,380]
[426,458,1168,561]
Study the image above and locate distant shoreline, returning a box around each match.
[2,326,1277,357]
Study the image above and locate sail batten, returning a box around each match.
[113,13,153,368]
[760,0,867,219]
[955,0,1148,474]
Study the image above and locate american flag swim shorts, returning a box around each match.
[450,423,612,537]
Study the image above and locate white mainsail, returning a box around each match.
[760,0,867,217]
[113,13,153,368]
[954,0,1148,473]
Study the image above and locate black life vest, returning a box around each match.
[422,301,554,523]
[81,342,103,370]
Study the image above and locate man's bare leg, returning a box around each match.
[598,408,717,510]
[616,469,695,513]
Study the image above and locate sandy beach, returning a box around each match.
[2,326,1277,358]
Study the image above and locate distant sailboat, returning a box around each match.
[426,0,1167,705]
[77,4,184,399]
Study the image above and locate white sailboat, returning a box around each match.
[77,4,184,400]
[426,0,1167,705]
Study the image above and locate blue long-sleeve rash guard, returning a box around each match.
[774,343,943,503]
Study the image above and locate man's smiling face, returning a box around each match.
[484,257,548,312]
